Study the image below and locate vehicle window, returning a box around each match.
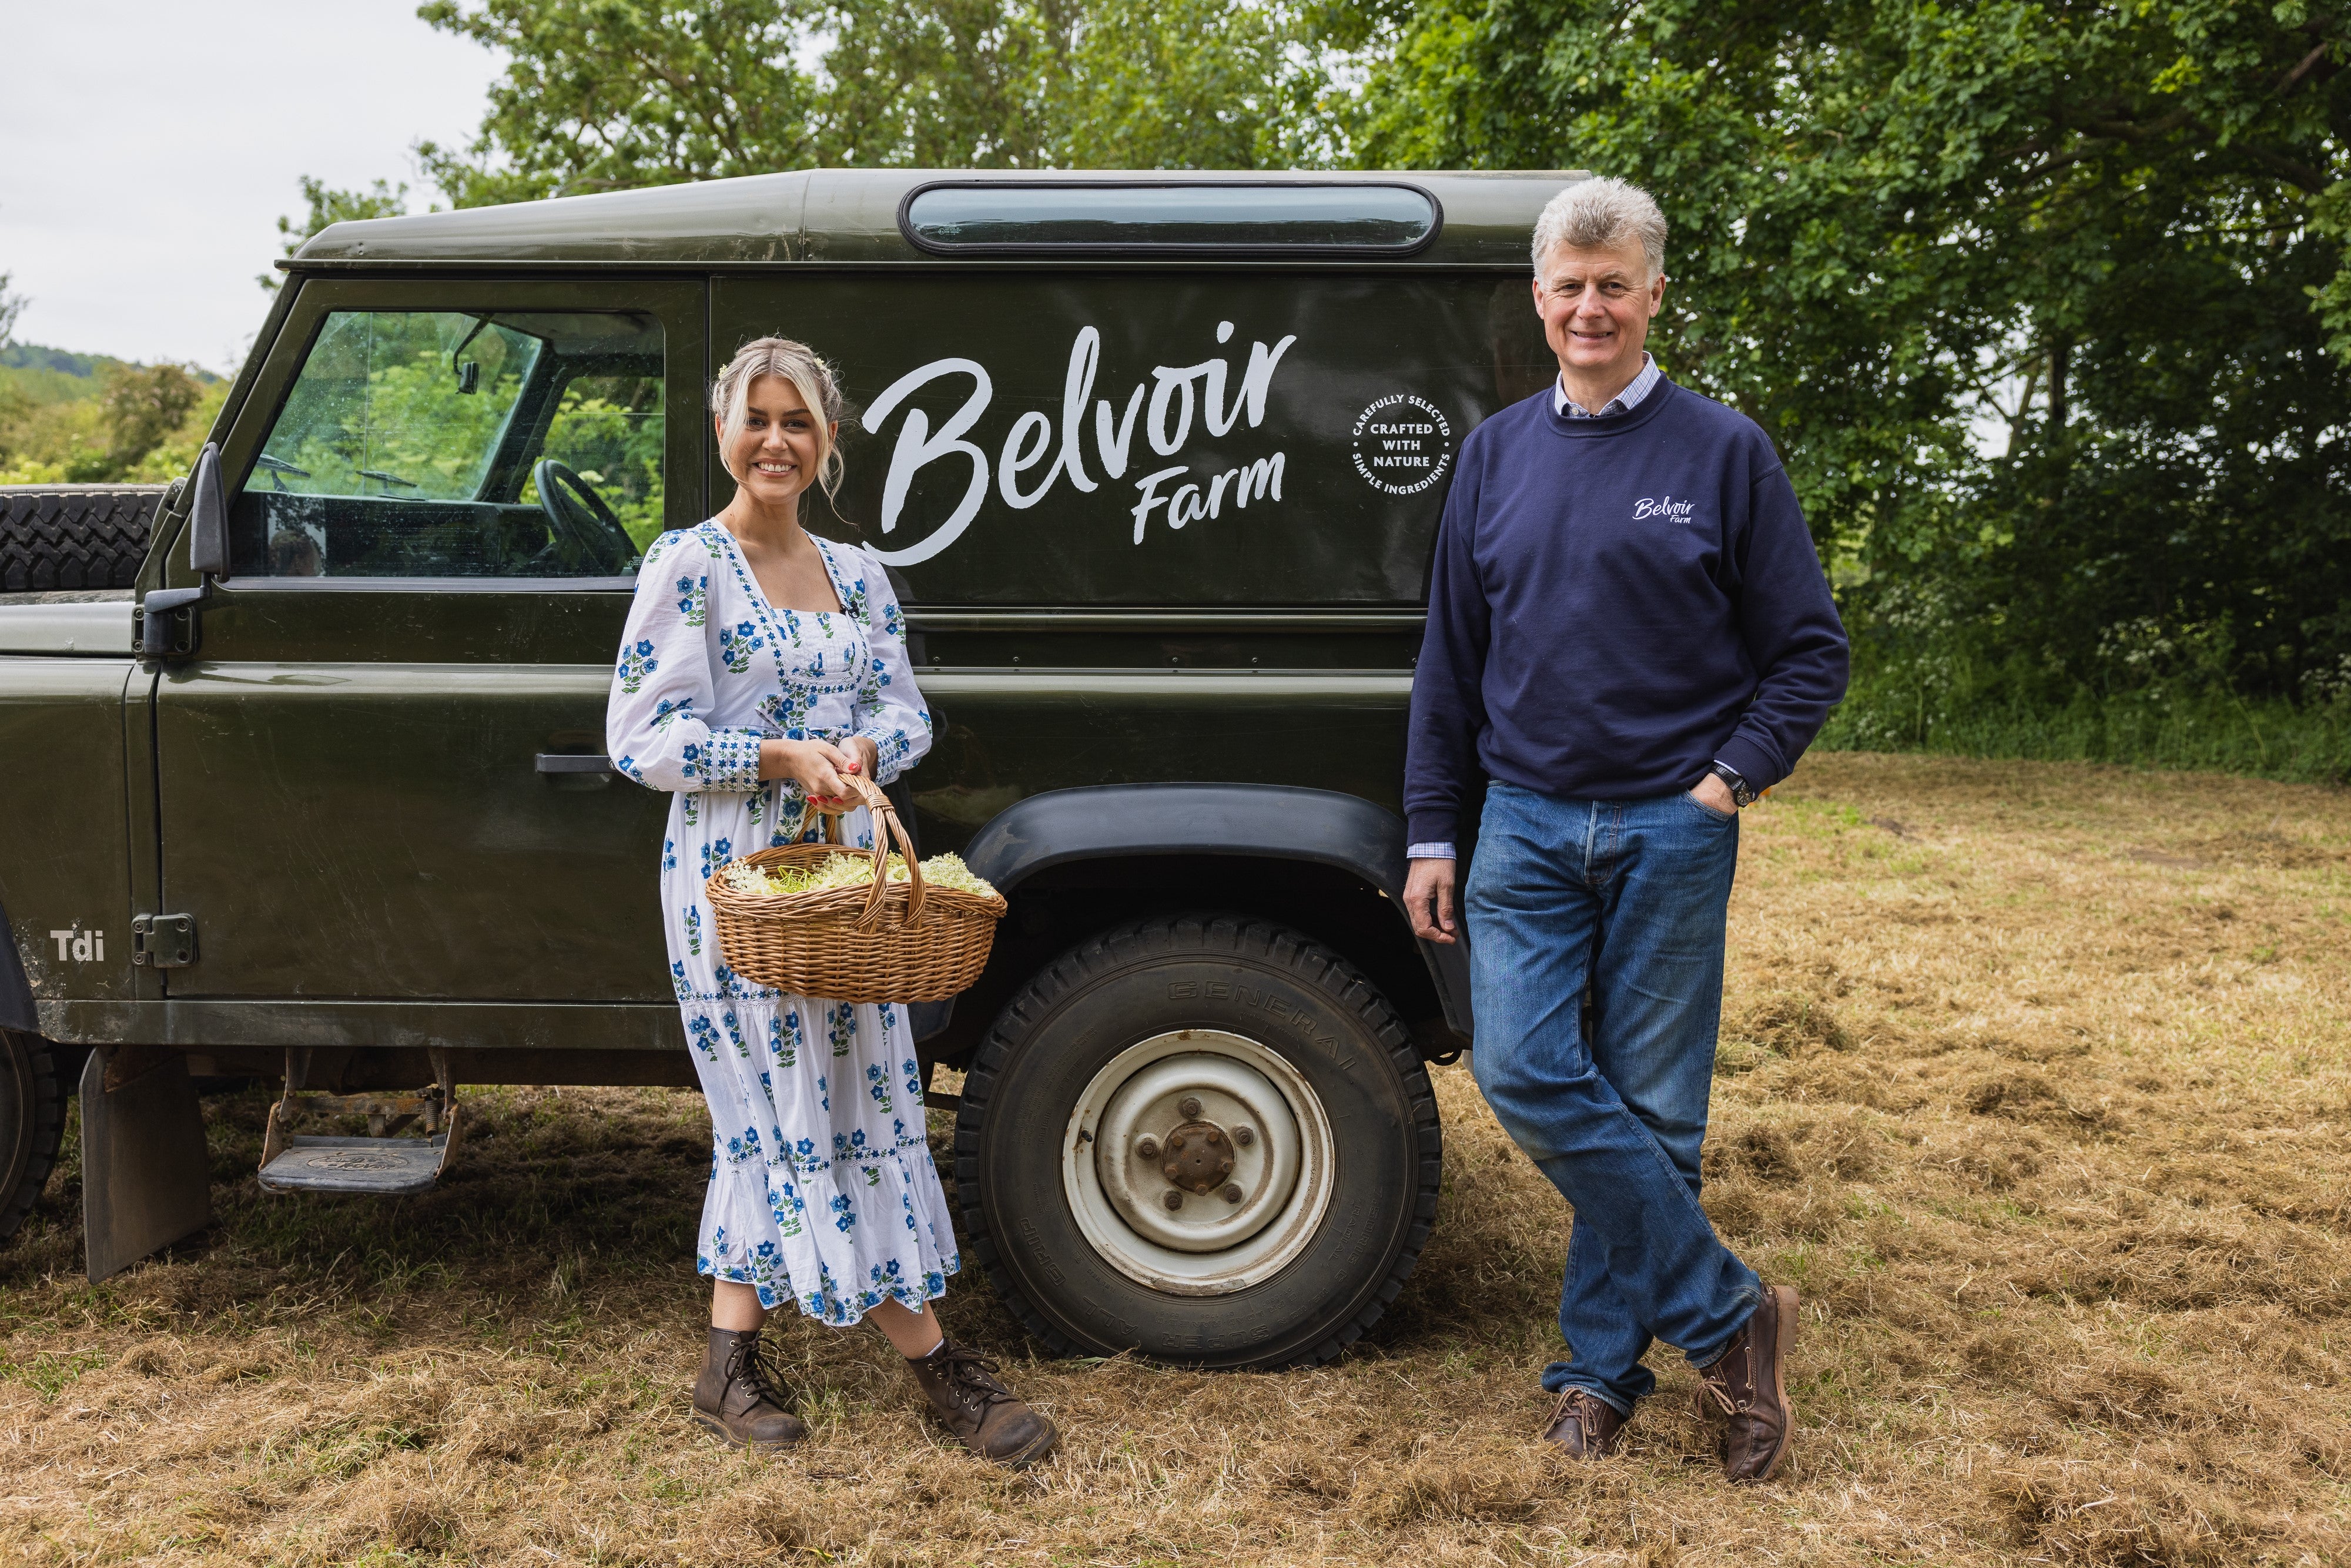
[232,309,665,578]
[902,183,1439,254]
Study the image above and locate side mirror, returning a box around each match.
[187,442,230,581]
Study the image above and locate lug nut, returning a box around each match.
[1169,1131,1186,1150]
[1136,1137,1160,1159]
[1221,1183,1243,1203]
[1163,1190,1184,1211]
[1234,1125,1255,1147]
[1205,1128,1223,1145]
[1163,1162,1180,1181]
[1178,1095,1203,1119]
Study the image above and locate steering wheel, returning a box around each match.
[534,459,638,572]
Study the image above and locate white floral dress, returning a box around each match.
[605,518,952,1325]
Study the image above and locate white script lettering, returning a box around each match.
[862,326,1300,564]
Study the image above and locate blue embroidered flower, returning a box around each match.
[830,1194,856,1234]
[699,838,734,879]
[616,638,659,693]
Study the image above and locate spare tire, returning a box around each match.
[0,485,166,593]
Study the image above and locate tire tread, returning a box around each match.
[0,1031,64,1243]
[954,912,1442,1369]
[0,487,165,594]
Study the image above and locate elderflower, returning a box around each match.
[716,852,999,900]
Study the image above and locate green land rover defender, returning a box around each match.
[0,169,1574,1368]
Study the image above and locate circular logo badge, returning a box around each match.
[1351,394,1455,495]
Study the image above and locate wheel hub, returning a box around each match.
[1061,1030,1337,1295]
[1160,1120,1235,1194]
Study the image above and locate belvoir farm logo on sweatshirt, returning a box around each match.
[1633,495,1697,525]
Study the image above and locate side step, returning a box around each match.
[260,1134,453,1195]
[258,1048,462,1195]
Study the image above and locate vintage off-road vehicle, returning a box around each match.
[0,169,1572,1367]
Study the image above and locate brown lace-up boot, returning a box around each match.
[1540,1386,1627,1458]
[692,1326,808,1452]
[1696,1284,1798,1482]
[906,1339,1059,1469]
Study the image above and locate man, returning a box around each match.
[1402,178,1848,1482]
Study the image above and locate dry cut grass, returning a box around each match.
[0,753,2346,1566]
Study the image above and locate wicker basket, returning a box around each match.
[704,774,1006,1003]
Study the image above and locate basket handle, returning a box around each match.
[809,772,925,929]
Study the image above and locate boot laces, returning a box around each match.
[728,1334,796,1410]
[1552,1387,1608,1443]
[1699,1341,1751,1417]
[938,1345,1016,1409]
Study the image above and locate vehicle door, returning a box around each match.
[152,279,707,1013]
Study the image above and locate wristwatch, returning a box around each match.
[1709,762,1757,809]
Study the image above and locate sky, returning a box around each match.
[0,0,502,374]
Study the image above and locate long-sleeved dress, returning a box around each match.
[605,518,953,1325]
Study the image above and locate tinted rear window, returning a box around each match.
[902,183,1440,254]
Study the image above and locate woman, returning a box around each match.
[606,338,1056,1468]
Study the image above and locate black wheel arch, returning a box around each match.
[0,896,36,1037]
[922,785,1471,1068]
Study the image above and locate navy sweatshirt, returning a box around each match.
[1404,378,1849,848]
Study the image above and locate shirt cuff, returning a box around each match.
[1406,842,1456,860]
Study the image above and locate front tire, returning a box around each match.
[955,914,1441,1368]
[0,1031,64,1241]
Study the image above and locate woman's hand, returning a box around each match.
[758,738,865,801]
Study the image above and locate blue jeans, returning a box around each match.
[1465,782,1761,1415]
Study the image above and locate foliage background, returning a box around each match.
[8,0,2345,779]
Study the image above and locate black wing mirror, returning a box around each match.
[140,441,229,656]
[186,441,229,579]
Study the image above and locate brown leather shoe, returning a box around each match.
[906,1339,1059,1468]
[692,1326,809,1452]
[1540,1386,1627,1458]
[1696,1284,1798,1482]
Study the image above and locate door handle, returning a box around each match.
[535,753,614,775]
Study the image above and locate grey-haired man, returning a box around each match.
[1403,177,1848,1479]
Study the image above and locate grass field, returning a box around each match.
[1,752,2346,1566]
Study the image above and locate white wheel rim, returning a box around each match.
[1061,1029,1335,1297]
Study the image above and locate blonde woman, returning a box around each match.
[606,338,1057,1467]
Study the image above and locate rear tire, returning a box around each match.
[0,1031,64,1242]
[955,913,1441,1368]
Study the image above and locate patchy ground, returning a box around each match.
[0,753,2346,1566]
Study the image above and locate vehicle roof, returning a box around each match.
[292,169,1587,269]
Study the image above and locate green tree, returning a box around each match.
[411,0,1327,196]
[1340,0,2351,711]
[93,363,205,478]
[0,272,24,347]
[262,177,411,291]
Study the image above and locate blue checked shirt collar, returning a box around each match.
[1554,353,1660,418]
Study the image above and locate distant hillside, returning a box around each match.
[0,343,222,411]
[0,343,111,378]
[0,343,222,416]
[1,344,227,485]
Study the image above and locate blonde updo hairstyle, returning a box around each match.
[710,337,845,507]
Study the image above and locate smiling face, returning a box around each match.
[716,373,831,508]
[1533,239,1667,388]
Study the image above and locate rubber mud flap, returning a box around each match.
[956,913,1442,1369]
[0,487,163,593]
